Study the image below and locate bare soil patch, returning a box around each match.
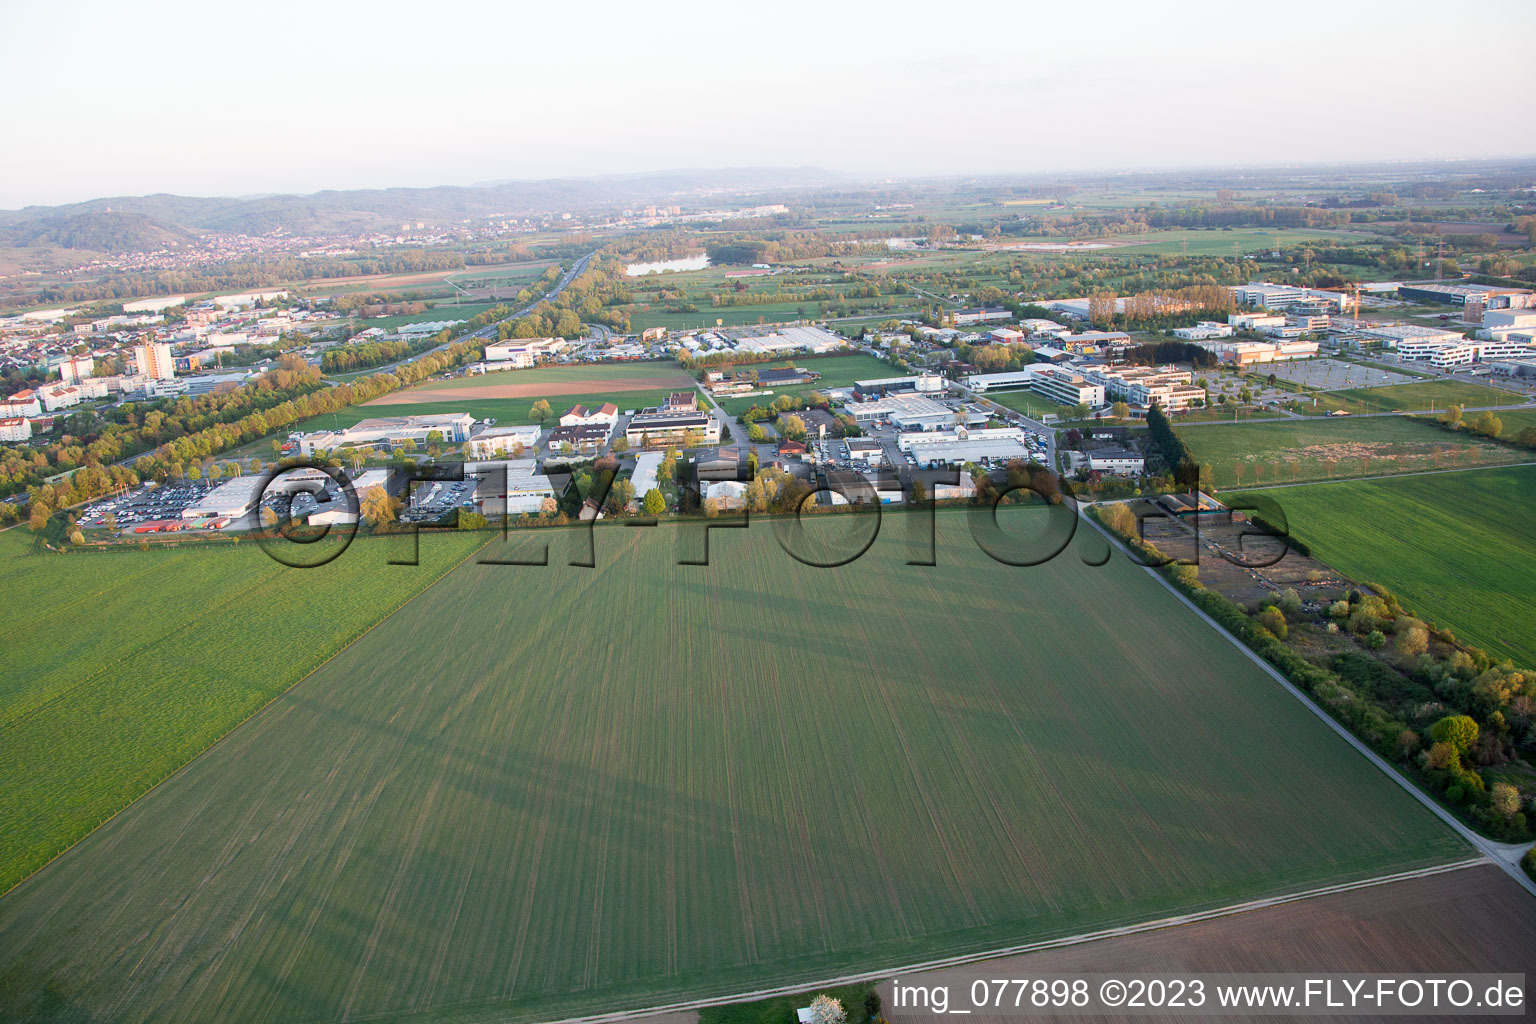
[365,373,692,405]
[879,864,1530,1024]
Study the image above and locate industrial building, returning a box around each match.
[464,424,542,459]
[844,392,969,431]
[1351,324,1465,352]
[297,413,475,456]
[1085,447,1145,475]
[844,438,885,464]
[1230,282,1348,311]
[898,427,1034,465]
[850,374,943,401]
[484,338,566,367]
[963,368,1043,393]
[1173,322,1233,341]
[1199,339,1320,366]
[471,459,561,516]
[951,307,1012,326]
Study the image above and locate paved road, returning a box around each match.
[695,387,751,446]
[1078,503,1536,900]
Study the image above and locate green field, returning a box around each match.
[0,511,1465,1023]
[1233,466,1536,667]
[1297,381,1526,417]
[1181,415,1524,489]
[985,389,1078,419]
[0,528,488,897]
[390,361,694,396]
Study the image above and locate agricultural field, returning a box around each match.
[1181,415,1524,489]
[297,260,555,300]
[1233,465,1536,667]
[0,510,1466,1023]
[629,304,830,332]
[0,527,488,897]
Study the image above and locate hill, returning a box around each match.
[0,167,845,243]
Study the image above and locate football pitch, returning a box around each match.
[0,511,1466,1022]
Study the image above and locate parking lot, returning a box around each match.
[1258,357,1417,391]
[398,478,476,524]
[77,480,220,533]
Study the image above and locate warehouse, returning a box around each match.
[898,427,1033,465]
[181,477,266,520]
[298,413,475,456]
[844,392,956,430]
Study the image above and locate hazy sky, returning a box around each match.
[3,0,1533,209]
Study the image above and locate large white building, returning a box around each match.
[897,426,1034,464]
[1084,365,1205,412]
[1173,322,1233,341]
[1351,324,1464,350]
[1200,339,1319,366]
[134,342,176,381]
[463,424,542,459]
[1031,367,1106,408]
[484,337,566,367]
[1231,282,1348,311]
[630,450,665,497]
[298,413,475,456]
[844,393,965,430]
[963,368,1043,393]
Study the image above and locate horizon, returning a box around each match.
[4,0,1534,209]
[7,153,1536,217]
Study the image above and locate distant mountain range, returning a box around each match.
[0,167,846,252]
